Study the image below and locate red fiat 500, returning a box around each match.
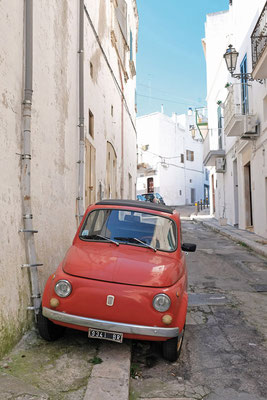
[38,200,196,361]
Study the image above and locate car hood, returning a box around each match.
[62,242,183,288]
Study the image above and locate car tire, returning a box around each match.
[37,309,65,341]
[162,328,184,362]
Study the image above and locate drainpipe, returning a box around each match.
[21,0,42,318]
[118,62,124,199]
[77,0,85,223]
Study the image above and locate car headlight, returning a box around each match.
[153,294,171,312]
[54,280,72,298]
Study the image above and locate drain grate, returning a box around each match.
[251,284,267,292]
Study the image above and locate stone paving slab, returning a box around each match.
[84,341,131,400]
[141,398,194,400]
[0,373,48,399]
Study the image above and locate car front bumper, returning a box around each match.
[43,307,179,338]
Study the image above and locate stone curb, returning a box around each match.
[193,218,267,259]
[84,341,131,400]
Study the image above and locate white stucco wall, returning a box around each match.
[137,112,205,206]
[204,0,267,238]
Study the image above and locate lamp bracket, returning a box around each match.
[231,72,263,84]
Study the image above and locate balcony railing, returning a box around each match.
[251,1,267,76]
[224,83,257,137]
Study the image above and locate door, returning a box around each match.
[244,162,253,228]
[233,159,239,227]
[211,174,215,213]
[85,139,96,207]
[106,142,117,199]
[190,188,196,204]
[147,177,154,193]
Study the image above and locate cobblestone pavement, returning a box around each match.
[130,220,267,400]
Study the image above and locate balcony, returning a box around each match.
[251,1,267,79]
[224,83,258,139]
[196,107,208,139]
[203,129,225,168]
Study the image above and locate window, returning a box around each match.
[80,209,177,252]
[240,55,248,114]
[180,154,184,163]
[186,150,194,162]
[217,106,223,150]
[189,179,192,183]
[130,30,133,61]
[179,190,182,196]
[90,62,93,79]
[111,105,114,117]
[89,110,94,138]
[112,0,127,67]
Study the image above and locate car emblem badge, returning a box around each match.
[106,295,115,306]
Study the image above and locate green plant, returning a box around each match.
[130,363,142,379]
[88,356,103,365]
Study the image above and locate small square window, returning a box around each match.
[186,150,194,162]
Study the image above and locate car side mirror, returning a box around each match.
[182,243,196,252]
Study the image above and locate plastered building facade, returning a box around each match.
[137,111,208,206]
[203,0,267,239]
[0,0,138,357]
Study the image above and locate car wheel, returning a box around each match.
[37,308,65,341]
[162,328,184,362]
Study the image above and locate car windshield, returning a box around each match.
[80,209,177,252]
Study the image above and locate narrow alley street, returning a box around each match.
[1,220,267,400]
[130,220,267,400]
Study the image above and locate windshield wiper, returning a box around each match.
[81,234,119,246]
[114,237,157,252]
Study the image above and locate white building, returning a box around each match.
[203,0,267,239]
[137,110,209,206]
[0,0,138,357]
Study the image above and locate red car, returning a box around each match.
[38,200,196,361]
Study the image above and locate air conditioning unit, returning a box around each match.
[215,157,226,173]
[242,115,258,138]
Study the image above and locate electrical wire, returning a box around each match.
[136,92,203,107]
[137,82,203,104]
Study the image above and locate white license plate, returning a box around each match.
[88,328,123,343]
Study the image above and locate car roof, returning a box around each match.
[95,199,174,214]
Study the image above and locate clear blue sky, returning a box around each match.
[136,0,229,117]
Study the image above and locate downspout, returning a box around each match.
[21,0,42,318]
[118,62,124,199]
[77,0,85,224]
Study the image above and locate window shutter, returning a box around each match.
[115,0,127,42]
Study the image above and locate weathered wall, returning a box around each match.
[0,0,138,357]
[0,0,33,357]
[84,0,137,201]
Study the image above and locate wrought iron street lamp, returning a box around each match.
[223,44,257,81]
